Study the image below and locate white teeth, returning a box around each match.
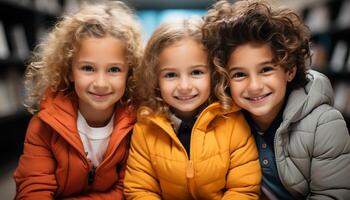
[249,94,269,101]
[251,96,264,101]
[176,95,195,100]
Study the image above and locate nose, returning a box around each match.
[177,76,193,92]
[247,75,263,92]
[93,72,108,89]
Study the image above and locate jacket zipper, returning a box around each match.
[88,165,96,186]
[186,127,196,200]
[186,159,195,200]
[186,160,194,178]
[84,127,132,187]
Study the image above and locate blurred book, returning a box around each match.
[335,0,350,29]
[0,21,10,59]
[304,5,330,34]
[0,70,24,117]
[6,70,24,112]
[16,0,31,7]
[311,43,328,71]
[9,25,29,60]
[329,40,347,72]
[346,50,350,72]
[34,0,61,15]
[334,82,350,114]
[63,0,81,14]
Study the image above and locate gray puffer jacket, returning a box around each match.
[276,70,350,200]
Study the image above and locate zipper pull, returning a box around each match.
[88,165,96,186]
[186,160,194,178]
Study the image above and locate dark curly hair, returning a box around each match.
[202,0,311,91]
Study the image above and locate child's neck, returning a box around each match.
[253,117,273,132]
[79,108,114,127]
[251,107,284,132]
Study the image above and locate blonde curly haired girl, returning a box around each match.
[14,1,142,199]
[124,18,261,199]
[24,1,142,113]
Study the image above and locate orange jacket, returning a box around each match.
[14,92,136,200]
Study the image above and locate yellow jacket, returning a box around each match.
[124,102,261,200]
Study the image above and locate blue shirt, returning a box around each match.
[244,109,296,200]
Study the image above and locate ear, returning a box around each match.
[287,66,296,82]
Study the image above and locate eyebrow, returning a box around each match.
[160,64,208,70]
[229,60,274,71]
[75,60,126,66]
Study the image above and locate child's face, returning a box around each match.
[158,38,210,120]
[227,43,295,130]
[71,36,128,121]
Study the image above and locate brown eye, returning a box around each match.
[109,66,121,73]
[261,66,274,73]
[191,69,204,76]
[81,65,94,72]
[164,72,177,78]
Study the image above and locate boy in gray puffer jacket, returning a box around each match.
[203,0,350,199]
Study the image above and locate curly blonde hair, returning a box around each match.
[24,1,142,113]
[203,0,311,93]
[134,18,230,119]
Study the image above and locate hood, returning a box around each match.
[283,70,334,124]
[38,91,136,155]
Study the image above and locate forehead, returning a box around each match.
[159,38,208,68]
[228,43,273,65]
[74,36,126,59]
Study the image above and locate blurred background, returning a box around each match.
[0,0,349,199]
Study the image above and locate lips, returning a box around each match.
[88,91,111,99]
[175,94,198,101]
[245,93,271,102]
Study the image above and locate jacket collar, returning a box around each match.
[38,91,136,157]
[145,102,241,133]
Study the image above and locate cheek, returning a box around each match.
[114,75,128,86]
[158,81,169,98]
[229,81,238,98]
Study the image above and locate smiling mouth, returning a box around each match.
[175,95,198,101]
[89,92,111,98]
[245,93,271,102]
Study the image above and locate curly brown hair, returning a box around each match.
[202,0,311,93]
[24,1,142,113]
[134,17,230,119]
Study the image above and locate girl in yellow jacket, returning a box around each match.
[124,17,261,200]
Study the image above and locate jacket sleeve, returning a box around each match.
[14,116,57,200]
[222,113,261,200]
[123,123,162,200]
[308,108,350,200]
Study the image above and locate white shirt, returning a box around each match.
[77,110,114,167]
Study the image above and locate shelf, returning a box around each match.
[0,111,30,124]
[312,27,350,41]
[304,0,350,130]
[0,58,27,72]
[0,0,59,18]
[315,69,350,81]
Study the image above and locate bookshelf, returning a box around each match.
[0,0,63,161]
[303,0,350,129]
